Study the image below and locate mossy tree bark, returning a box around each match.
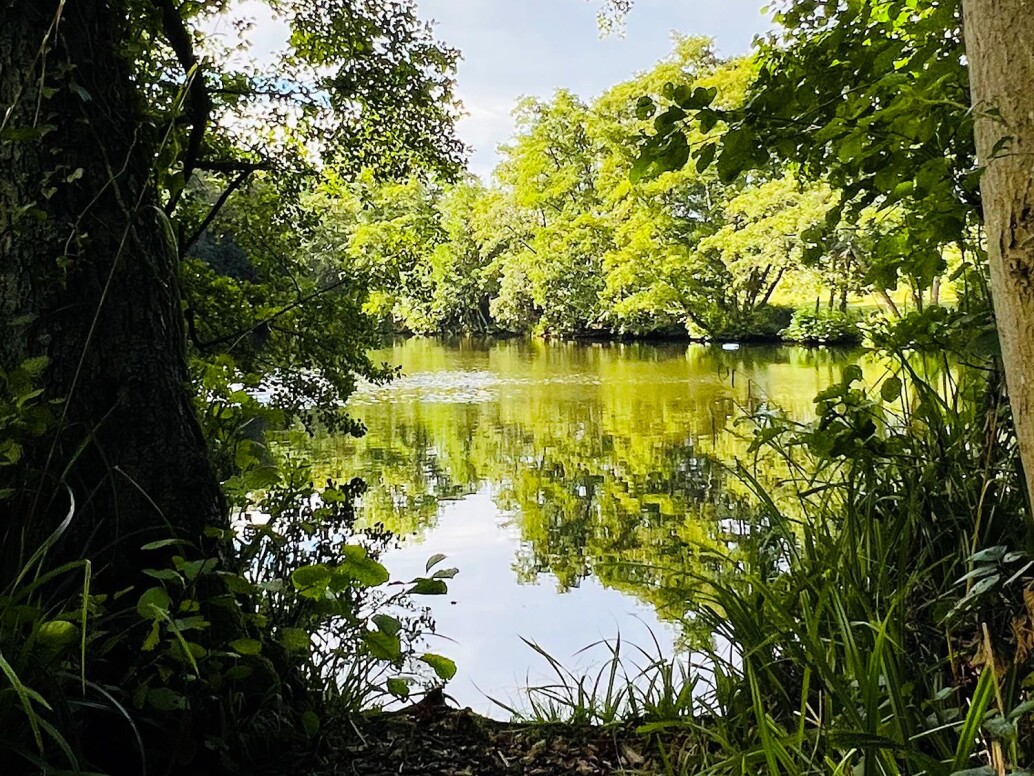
[963,0,1034,510]
[0,0,224,577]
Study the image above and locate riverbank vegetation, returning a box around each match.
[278,35,958,344]
[3,0,1034,773]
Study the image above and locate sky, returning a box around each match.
[214,0,772,179]
[417,0,772,177]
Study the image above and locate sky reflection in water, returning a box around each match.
[305,338,866,715]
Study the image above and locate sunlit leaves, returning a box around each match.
[408,578,448,596]
[137,587,172,620]
[291,564,333,600]
[419,653,457,681]
[228,638,263,656]
[336,545,390,588]
[291,548,389,600]
[635,0,976,296]
[362,630,402,661]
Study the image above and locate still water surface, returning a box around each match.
[306,338,869,714]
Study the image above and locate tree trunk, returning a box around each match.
[963,0,1034,509]
[758,265,787,308]
[0,0,224,578]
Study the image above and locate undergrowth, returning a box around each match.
[0,358,456,774]
[512,338,1034,775]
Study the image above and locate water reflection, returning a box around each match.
[299,338,869,713]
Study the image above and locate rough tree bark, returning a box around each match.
[0,0,224,576]
[963,0,1034,509]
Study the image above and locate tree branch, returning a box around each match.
[151,0,211,200]
[182,169,253,256]
[189,276,355,354]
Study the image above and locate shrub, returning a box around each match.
[0,362,456,773]
[687,304,795,342]
[669,359,1034,775]
[781,307,862,344]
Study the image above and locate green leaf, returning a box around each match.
[425,553,447,572]
[335,545,389,588]
[654,106,687,131]
[292,564,332,599]
[409,578,448,596]
[419,653,457,681]
[982,715,1017,741]
[634,96,655,121]
[362,630,402,661]
[225,665,254,681]
[301,710,320,738]
[880,376,903,402]
[221,573,256,595]
[142,620,161,651]
[228,638,263,656]
[968,574,1001,598]
[972,546,1008,563]
[36,620,78,648]
[372,614,402,637]
[137,587,172,620]
[682,86,717,110]
[387,677,411,699]
[146,687,187,712]
[698,108,719,134]
[1007,698,1034,721]
[141,539,185,551]
[279,628,311,654]
[142,569,182,583]
[842,364,864,384]
[695,143,717,173]
[69,82,92,102]
[715,128,755,184]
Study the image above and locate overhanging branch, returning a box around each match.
[151,0,211,200]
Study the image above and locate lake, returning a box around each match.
[302,338,872,715]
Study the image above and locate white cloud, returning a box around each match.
[202,0,771,179]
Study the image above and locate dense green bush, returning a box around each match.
[668,358,1034,775]
[687,304,794,342]
[780,308,862,344]
[0,362,455,774]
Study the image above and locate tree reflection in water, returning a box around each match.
[295,338,872,638]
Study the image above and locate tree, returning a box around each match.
[962,2,1034,505]
[626,0,1034,503]
[1,1,224,571]
[0,0,460,576]
[694,175,834,332]
[426,180,501,333]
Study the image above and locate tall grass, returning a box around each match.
[508,354,1034,776]
[492,634,698,727]
[666,356,1033,775]
[0,492,112,773]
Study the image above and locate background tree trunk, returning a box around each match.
[963,0,1034,510]
[0,0,224,578]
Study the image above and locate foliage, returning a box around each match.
[327,36,953,342]
[781,308,863,345]
[493,635,697,728]
[634,0,977,306]
[597,1,1034,772]
[0,377,457,772]
[658,358,1033,776]
[0,0,466,769]
[132,0,468,418]
[230,449,459,710]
